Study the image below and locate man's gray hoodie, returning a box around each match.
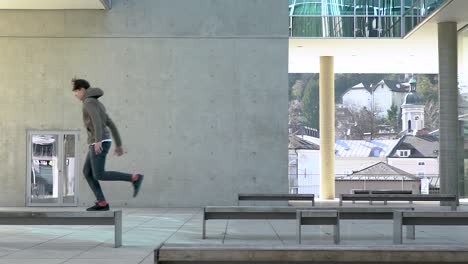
[82,88,122,147]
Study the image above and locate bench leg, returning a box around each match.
[339,198,343,206]
[451,203,457,211]
[202,209,206,239]
[296,211,302,244]
[406,225,415,240]
[114,211,122,248]
[393,211,403,244]
[333,221,340,244]
[384,200,387,205]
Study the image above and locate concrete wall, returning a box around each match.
[296,149,320,196]
[342,89,371,111]
[388,158,439,176]
[0,0,289,207]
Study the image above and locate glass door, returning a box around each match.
[27,131,80,206]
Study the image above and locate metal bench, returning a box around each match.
[296,210,339,244]
[0,210,122,247]
[351,190,413,204]
[393,210,468,244]
[237,193,315,206]
[339,194,458,210]
[155,244,468,263]
[353,190,413,194]
[203,206,415,239]
[296,207,415,244]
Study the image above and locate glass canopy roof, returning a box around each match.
[289,0,447,38]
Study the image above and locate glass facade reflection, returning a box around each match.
[289,0,447,38]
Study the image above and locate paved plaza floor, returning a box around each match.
[0,201,467,264]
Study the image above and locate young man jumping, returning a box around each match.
[72,78,144,211]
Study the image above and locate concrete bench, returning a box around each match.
[393,210,468,244]
[203,206,310,238]
[203,206,415,239]
[0,210,122,247]
[237,193,315,206]
[155,244,468,263]
[296,207,415,244]
[296,210,339,244]
[340,194,457,209]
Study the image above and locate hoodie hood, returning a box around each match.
[84,88,104,99]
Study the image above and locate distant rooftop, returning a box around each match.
[337,161,418,181]
[335,139,401,157]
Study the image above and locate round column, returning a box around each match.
[320,56,335,199]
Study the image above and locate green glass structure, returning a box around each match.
[289,0,447,38]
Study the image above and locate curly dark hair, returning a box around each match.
[72,78,90,91]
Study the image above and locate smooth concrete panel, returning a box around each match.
[0,38,68,206]
[0,0,288,38]
[0,11,65,37]
[0,0,288,207]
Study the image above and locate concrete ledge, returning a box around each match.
[393,211,468,244]
[203,206,415,239]
[339,194,457,210]
[0,210,122,247]
[155,244,468,263]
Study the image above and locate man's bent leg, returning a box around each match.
[91,142,133,182]
[91,142,144,198]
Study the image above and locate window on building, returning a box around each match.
[398,150,410,157]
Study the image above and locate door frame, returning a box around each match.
[26,130,80,207]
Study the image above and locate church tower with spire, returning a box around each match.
[401,78,425,134]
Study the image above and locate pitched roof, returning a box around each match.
[335,139,401,157]
[389,135,439,158]
[289,135,320,150]
[345,80,410,95]
[336,162,418,181]
[377,79,410,93]
[344,82,373,94]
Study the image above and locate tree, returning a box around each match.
[288,99,303,126]
[343,105,388,140]
[418,75,438,102]
[291,80,305,99]
[386,104,399,129]
[302,78,320,129]
[349,107,374,139]
[424,100,439,131]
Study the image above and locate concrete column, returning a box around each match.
[320,56,335,199]
[438,22,459,197]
